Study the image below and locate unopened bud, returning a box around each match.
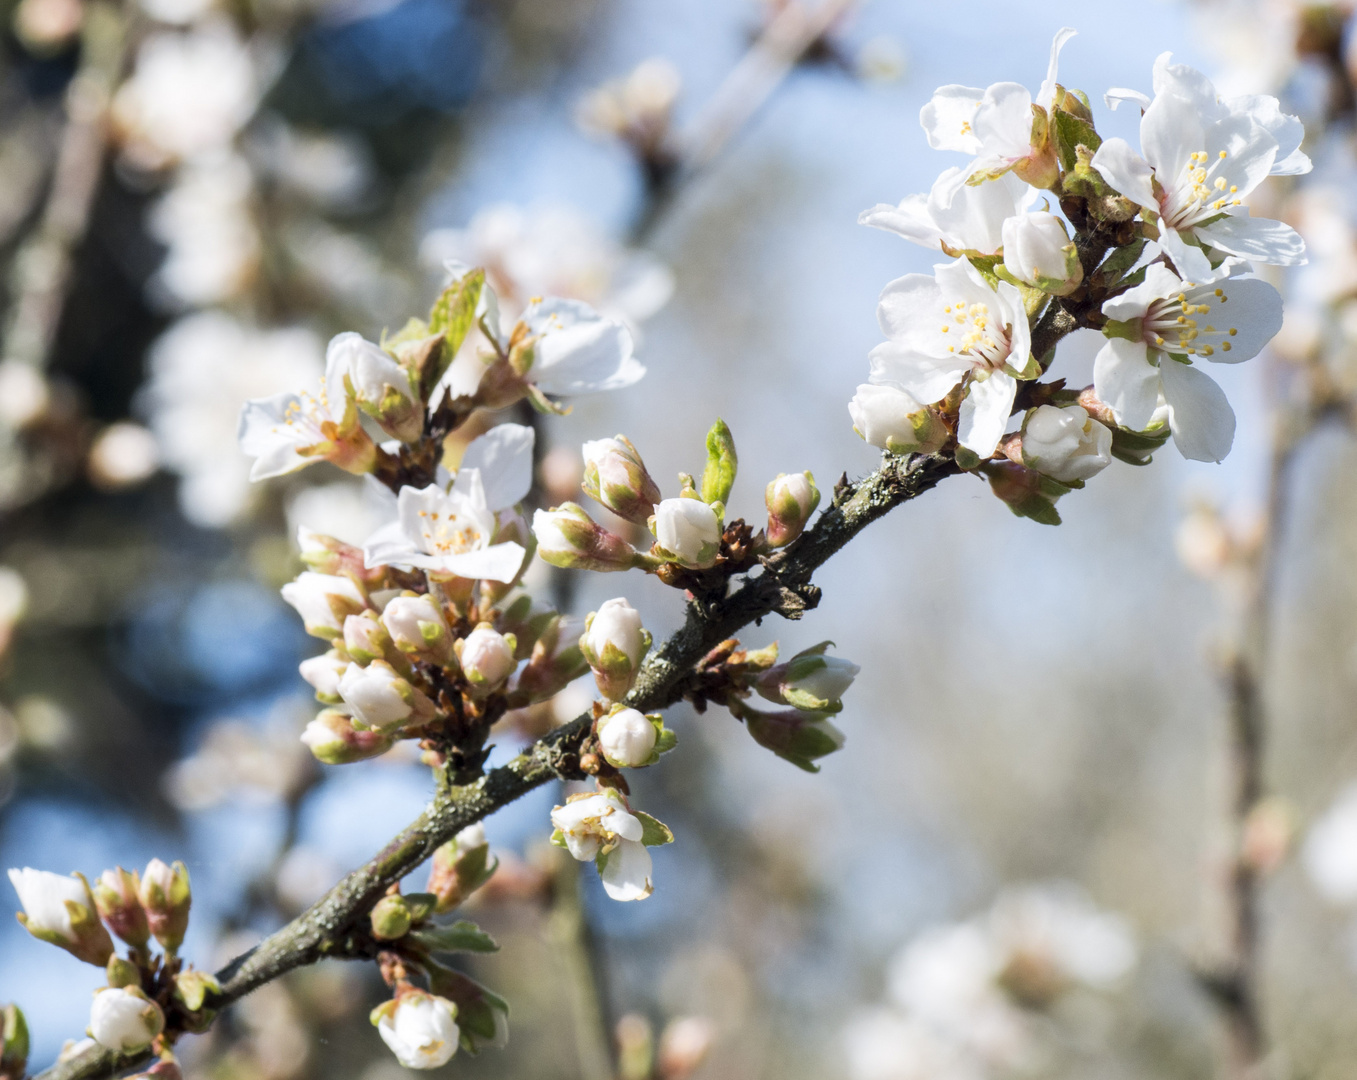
[338,660,435,731]
[428,824,495,913]
[93,868,149,950]
[757,643,859,712]
[370,894,415,941]
[583,436,661,525]
[371,989,461,1070]
[299,651,347,704]
[533,503,646,572]
[329,333,423,443]
[1001,211,1083,295]
[0,1004,27,1080]
[458,626,517,691]
[1020,405,1111,483]
[848,384,947,454]
[764,472,820,548]
[981,461,1069,525]
[297,528,377,583]
[139,859,190,954]
[381,593,453,664]
[88,987,163,1052]
[596,707,660,768]
[581,598,651,702]
[744,708,845,772]
[105,956,140,989]
[652,498,722,569]
[8,868,113,966]
[281,572,366,640]
[343,611,397,666]
[301,707,395,764]
[172,969,220,1013]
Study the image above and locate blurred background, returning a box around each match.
[4,0,1357,1077]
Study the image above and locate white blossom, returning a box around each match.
[1001,211,1082,294]
[1093,263,1282,461]
[860,168,1036,256]
[375,992,459,1069]
[380,594,449,655]
[848,384,944,455]
[89,988,164,1052]
[1304,784,1357,904]
[871,259,1033,458]
[1021,405,1112,483]
[653,498,722,569]
[299,652,346,700]
[8,868,94,946]
[597,708,657,768]
[551,788,654,901]
[1093,53,1308,281]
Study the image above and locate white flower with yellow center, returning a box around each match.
[363,424,533,582]
[1094,263,1282,462]
[550,788,655,901]
[859,167,1036,256]
[1093,54,1308,281]
[870,259,1034,458]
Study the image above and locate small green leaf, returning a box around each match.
[411,919,500,954]
[700,419,738,505]
[634,811,674,847]
[1053,109,1102,172]
[652,727,678,756]
[1093,239,1147,289]
[429,268,484,353]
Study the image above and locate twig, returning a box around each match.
[35,449,959,1080]
[1,1,127,371]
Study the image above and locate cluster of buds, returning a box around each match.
[9,860,209,1059]
[535,419,820,581]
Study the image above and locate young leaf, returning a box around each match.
[634,811,674,847]
[410,919,499,954]
[700,419,738,505]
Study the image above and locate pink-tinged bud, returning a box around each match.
[88,987,164,1052]
[381,593,453,664]
[299,651,347,704]
[657,1016,716,1080]
[427,824,495,913]
[129,1062,183,1080]
[764,472,820,548]
[743,708,844,772]
[343,611,396,666]
[281,572,366,640]
[92,868,149,949]
[532,503,645,572]
[7,868,113,966]
[582,436,662,525]
[297,527,380,583]
[338,660,435,731]
[580,598,650,702]
[301,707,395,764]
[458,626,517,692]
[138,859,191,954]
[0,1004,28,1080]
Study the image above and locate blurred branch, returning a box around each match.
[36,447,960,1080]
[548,858,615,1080]
[631,0,854,242]
[1,0,127,371]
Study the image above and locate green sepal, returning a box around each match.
[173,969,221,1012]
[1,1003,29,1070]
[1109,424,1171,465]
[954,446,981,471]
[963,252,1004,286]
[1101,317,1143,342]
[402,892,439,922]
[700,419,738,506]
[634,811,674,847]
[410,919,499,955]
[549,829,568,849]
[527,383,569,415]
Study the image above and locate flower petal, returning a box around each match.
[1158,228,1215,283]
[599,838,653,902]
[1197,214,1306,267]
[1104,87,1150,112]
[1036,27,1077,109]
[957,370,1015,458]
[858,195,944,248]
[443,541,527,583]
[973,82,1033,160]
[460,423,535,510]
[876,273,943,345]
[868,343,970,404]
[1190,276,1284,363]
[1090,138,1156,211]
[920,85,985,154]
[1140,90,1206,185]
[1160,359,1235,462]
[1093,339,1161,431]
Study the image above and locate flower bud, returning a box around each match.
[106,956,140,989]
[980,461,1068,525]
[533,503,645,572]
[1019,405,1112,483]
[1,1004,29,1080]
[848,384,948,454]
[281,572,366,640]
[596,708,659,768]
[371,990,460,1070]
[1001,211,1083,296]
[458,626,517,691]
[381,593,453,664]
[7,868,113,966]
[343,611,396,666]
[338,660,435,731]
[582,436,661,525]
[428,824,494,914]
[92,868,149,950]
[172,969,220,1013]
[329,332,424,443]
[88,987,164,1052]
[301,707,395,764]
[297,527,377,583]
[299,651,347,704]
[581,598,651,702]
[744,709,845,772]
[764,472,820,548]
[138,859,190,954]
[757,643,859,712]
[652,498,721,570]
[370,894,415,941]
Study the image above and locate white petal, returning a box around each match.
[1160,359,1235,462]
[1197,214,1306,267]
[1101,263,1182,322]
[1036,27,1077,109]
[973,82,1033,159]
[957,371,1015,458]
[363,520,416,569]
[600,838,653,901]
[609,809,644,843]
[526,299,641,396]
[1103,87,1150,111]
[1191,276,1284,363]
[1159,228,1215,283]
[1141,90,1206,184]
[1228,93,1311,175]
[442,541,527,583]
[876,273,943,345]
[1150,52,1222,116]
[920,85,985,154]
[858,195,944,248]
[460,423,535,510]
[1090,138,1156,211]
[1093,339,1161,431]
[1205,113,1278,202]
[868,343,970,404]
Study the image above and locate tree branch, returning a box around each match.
[36,450,959,1080]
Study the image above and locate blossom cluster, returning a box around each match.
[852,30,1302,521]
